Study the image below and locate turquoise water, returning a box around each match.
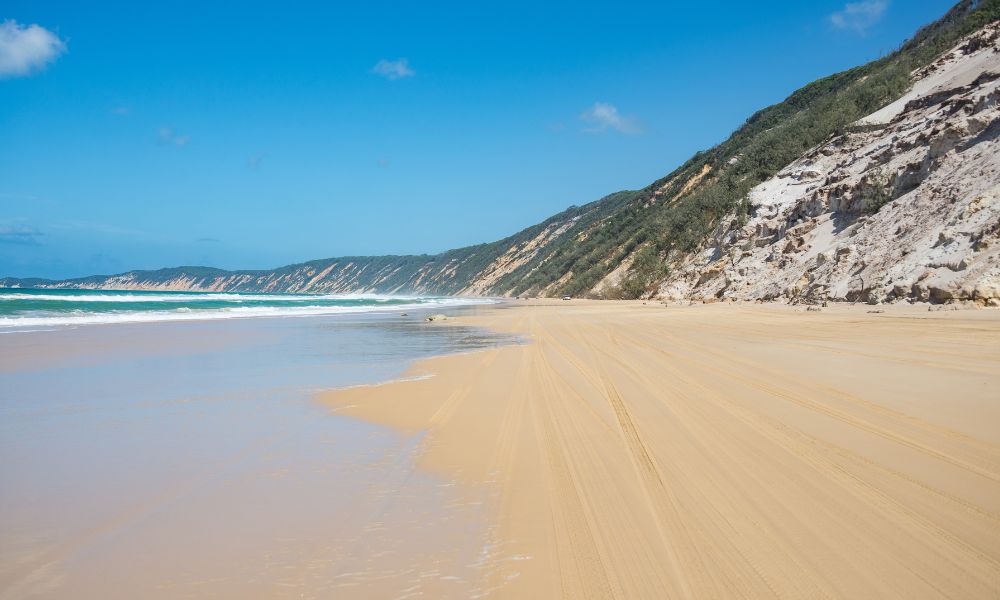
[0,288,493,328]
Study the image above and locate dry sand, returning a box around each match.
[322,300,1000,599]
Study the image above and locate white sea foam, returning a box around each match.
[0,292,434,303]
[0,297,496,329]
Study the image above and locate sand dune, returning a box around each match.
[323,301,1000,598]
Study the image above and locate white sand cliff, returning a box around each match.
[662,23,1000,306]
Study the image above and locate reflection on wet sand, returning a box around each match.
[0,308,516,598]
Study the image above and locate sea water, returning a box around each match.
[0,287,495,329]
[0,295,516,598]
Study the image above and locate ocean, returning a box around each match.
[0,287,495,329]
[0,290,516,597]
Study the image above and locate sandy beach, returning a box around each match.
[323,300,1000,598]
[0,312,513,599]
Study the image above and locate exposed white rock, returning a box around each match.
[661,22,1000,306]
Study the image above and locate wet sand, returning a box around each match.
[323,300,1000,598]
[0,313,514,599]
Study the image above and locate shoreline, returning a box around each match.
[0,306,520,598]
[320,299,1000,598]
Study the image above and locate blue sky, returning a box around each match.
[1,0,956,279]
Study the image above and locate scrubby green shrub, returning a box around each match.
[862,168,895,214]
[618,246,667,299]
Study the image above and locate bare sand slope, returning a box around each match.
[322,302,1000,598]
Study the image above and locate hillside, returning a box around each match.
[0,191,636,295]
[663,20,1000,306]
[4,0,999,305]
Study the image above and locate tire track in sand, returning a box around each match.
[534,317,701,599]
[599,325,1000,595]
[529,333,616,599]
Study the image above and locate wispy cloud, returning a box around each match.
[829,0,889,34]
[579,102,641,134]
[158,127,190,146]
[0,224,42,245]
[371,58,414,80]
[376,158,390,168]
[246,154,264,170]
[0,20,66,78]
[48,220,159,240]
[196,237,220,243]
[111,106,130,115]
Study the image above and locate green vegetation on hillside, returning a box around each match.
[495,0,999,299]
[7,1,996,298]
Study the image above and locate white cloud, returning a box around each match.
[158,127,190,146]
[0,20,66,78]
[829,0,889,34]
[371,58,414,80]
[579,102,641,134]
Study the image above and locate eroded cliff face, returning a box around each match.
[6,18,999,305]
[457,216,581,296]
[12,260,473,295]
[0,209,589,296]
[660,23,1000,306]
